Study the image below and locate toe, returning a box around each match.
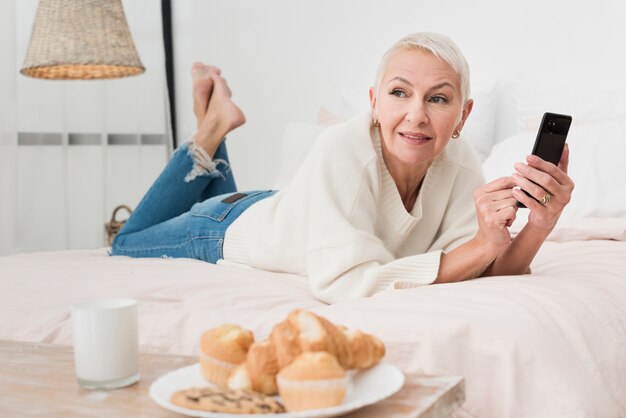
[211,75,232,97]
[207,65,222,75]
[192,63,221,79]
[191,62,206,76]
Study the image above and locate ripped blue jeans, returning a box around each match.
[110,141,275,262]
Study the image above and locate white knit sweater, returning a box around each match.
[223,112,484,304]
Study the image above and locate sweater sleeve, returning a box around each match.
[304,139,444,304]
[308,243,443,304]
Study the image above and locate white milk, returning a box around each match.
[72,298,139,389]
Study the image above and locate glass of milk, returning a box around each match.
[72,298,139,389]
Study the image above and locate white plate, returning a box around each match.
[149,362,404,418]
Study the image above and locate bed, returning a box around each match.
[2,83,626,418]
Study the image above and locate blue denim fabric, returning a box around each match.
[111,140,275,262]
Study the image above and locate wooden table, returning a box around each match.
[0,340,464,418]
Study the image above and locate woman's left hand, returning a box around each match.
[511,144,575,232]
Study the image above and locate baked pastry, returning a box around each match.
[341,328,385,369]
[227,340,280,395]
[269,318,302,369]
[170,386,285,413]
[199,324,254,387]
[213,309,385,400]
[281,309,384,370]
[288,309,354,369]
[276,351,348,412]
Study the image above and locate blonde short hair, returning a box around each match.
[374,32,471,104]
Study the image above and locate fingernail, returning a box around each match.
[527,155,538,163]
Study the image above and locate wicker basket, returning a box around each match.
[105,205,133,246]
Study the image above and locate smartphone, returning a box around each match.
[516,112,572,208]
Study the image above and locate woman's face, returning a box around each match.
[369,48,472,171]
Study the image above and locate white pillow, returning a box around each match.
[272,122,324,189]
[460,81,498,162]
[513,81,626,132]
[482,117,626,223]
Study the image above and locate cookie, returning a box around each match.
[170,386,285,414]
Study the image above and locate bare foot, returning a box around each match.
[191,62,222,129]
[195,74,246,157]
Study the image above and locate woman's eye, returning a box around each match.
[429,95,448,104]
[388,89,407,98]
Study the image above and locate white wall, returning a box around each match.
[5,0,169,254]
[173,0,626,190]
[0,0,18,255]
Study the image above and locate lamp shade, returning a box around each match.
[20,0,145,80]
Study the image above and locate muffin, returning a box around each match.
[276,351,349,411]
[199,324,254,387]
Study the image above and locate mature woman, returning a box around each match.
[112,32,574,303]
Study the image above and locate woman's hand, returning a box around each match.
[511,144,574,232]
[473,176,519,256]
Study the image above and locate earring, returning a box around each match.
[373,118,380,127]
[452,130,460,139]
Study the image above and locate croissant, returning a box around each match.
[285,309,385,369]
[227,340,279,395]
[342,328,385,369]
[227,309,385,395]
[286,309,354,369]
[270,317,301,369]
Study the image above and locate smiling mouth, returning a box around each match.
[399,132,432,141]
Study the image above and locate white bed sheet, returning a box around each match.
[1,218,625,418]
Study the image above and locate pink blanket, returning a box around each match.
[1,217,625,418]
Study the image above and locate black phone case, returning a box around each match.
[516,112,572,208]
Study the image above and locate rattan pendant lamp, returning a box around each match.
[20,0,145,80]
